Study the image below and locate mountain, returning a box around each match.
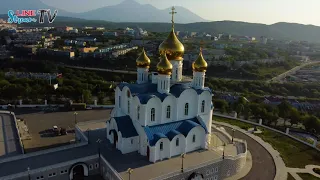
[0,0,206,24]
[75,0,206,23]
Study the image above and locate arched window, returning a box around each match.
[160,142,163,151]
[192,134,196,143]
[176,138,179,146]
[128,100,130,114]
[151,108,155,121]
[176,69,178,79]
[137,106,140,120]
[166,106,171,119]
[201,100,205,113]
[184,103,189,116]
[118,96,121,107]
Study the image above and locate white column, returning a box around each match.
[44,100,47,105]
[19,99,22,106]
[259,119,263,125]
[286,128,290,134]
[94,100,97,106]
[192,71,205,89]
[137,68,149,84]
[157,74,170,94]
[170,60,183,83]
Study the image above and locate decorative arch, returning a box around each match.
[69,162,89,180]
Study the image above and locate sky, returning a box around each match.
[41,0,320,26]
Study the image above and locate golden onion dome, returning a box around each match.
[192,50,208,72]
[159,28,185,61]
[157,53,173,75]
[136,48,151,68]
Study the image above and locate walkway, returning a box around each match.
[287,165,320,180]
[214,122,277,180]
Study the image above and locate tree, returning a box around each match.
[97,91,105,105]
[303,115,320,134]
[278,101,292,127]
[236,104,245,118]
[288,108,301,127]
[82,90,92,103]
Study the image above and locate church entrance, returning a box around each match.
[112,130,118,147]
[147,146,150,160]
[73,165,85,180]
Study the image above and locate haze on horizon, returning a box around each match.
[41,0,320,26]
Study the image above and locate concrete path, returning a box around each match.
[287,165,320,180]
[214,121,283,180]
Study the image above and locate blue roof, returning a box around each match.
[143,118,208,146]
[118,82,212,104]
[113,116,138,138]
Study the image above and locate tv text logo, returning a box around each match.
[7,9,58,24]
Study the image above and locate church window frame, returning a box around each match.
[176,138,179,146]
[119,96,121,107]
[137,106,140,120]
[176,68,178,80]
[160,142,163,151]
[192,134,196,143]
[166,105,171,119]
[184,103,189,116]
[151,108,155,122]
[201,100,205,113]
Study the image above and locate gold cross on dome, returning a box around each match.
[169,6,177,28]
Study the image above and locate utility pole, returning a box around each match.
[181,153,186,172]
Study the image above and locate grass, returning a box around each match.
[214,115,320,168]
[287,173,295,180]
[298,173,320,180]
[314,168,320,175]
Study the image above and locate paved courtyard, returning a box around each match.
[14,109,111,153]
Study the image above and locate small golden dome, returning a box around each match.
[157,53,173,75]
[136,48,151,68]
[192,50,208,72]
[159,28,185,61]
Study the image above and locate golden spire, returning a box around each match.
[192,44,208,72]
[158,6,185,61]
[157,52,173,75]
[169,6,177,29]
[136,48,151,68]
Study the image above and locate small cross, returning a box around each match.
[200,40,205,52]
[169,6,177,28]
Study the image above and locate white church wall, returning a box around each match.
[132,96,140,121]
[170,134,186,157]
[140,105,147,126]
[161,95,176,123]
[121,86,130,115]
[146,97,162,126]
[149,146,156,163]
[177,89,198,120]
[120,136,139,154]
[139,133,148,156]
[154,138,170,162]
[186,126,206,153]
[116,131,122,150]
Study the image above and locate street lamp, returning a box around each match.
[127,168,133,180]
[232,129,235,143]
[181,153,186,172]
[222,143,226,159]
[74,112,78,142]
[97,139,103,172]
[27,167,31,180]
[87,128,91,144]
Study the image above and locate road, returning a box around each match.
[63,65,137,74]
[220,125,276,180]
[267,61,320,83]
[0,113,22,158]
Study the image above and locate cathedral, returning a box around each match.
[106,9,213,163]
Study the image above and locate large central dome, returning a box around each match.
[159,28,185,61]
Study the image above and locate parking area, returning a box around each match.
[15,109,111,153]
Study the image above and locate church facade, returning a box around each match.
[106,20,214,163]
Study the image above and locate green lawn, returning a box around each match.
[214,115,320,168]
[287,173,295,180]
[298,173,320,180]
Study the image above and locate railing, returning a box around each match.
[151,157,223,180]
[100,155,123,180]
